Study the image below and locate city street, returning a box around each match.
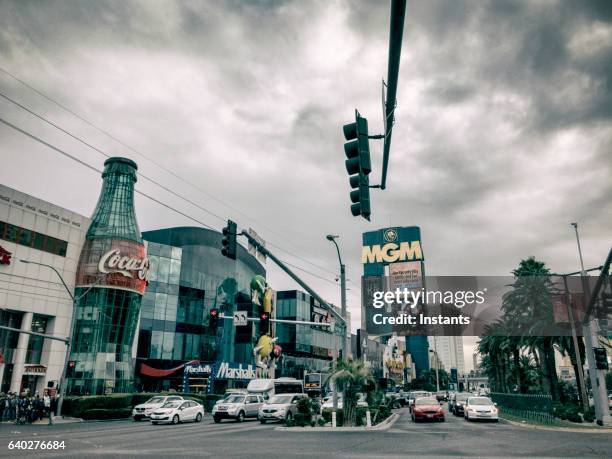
[0,408,610,458]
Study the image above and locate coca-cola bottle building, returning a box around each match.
[68,157,148,395]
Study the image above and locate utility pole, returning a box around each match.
[571,223,611,426]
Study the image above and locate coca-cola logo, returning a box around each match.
[98,249,149,280]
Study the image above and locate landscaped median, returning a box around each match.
[61,392,221,421]
[276,411,400,432]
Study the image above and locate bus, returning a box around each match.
[246,377,303,399]
[304,373,322,397]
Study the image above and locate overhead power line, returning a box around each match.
[0,116,345,289]
[0,67,338,279]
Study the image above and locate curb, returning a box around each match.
[501,416,612,433]
[275,412,400,432]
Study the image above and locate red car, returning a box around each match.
[411,397,445,422]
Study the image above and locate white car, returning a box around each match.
[212,394,265,423]
[132,395,184,421]
[258,393,307,423]
[150,400,204,425]
[464,396,499,422]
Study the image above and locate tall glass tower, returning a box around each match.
[68,157,148,395]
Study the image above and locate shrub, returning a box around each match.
[294,413,309,427]
[321,408,344,426]
[285,418,295,427]
[582,407,595,423]
[316,418,326,427]
[355,407,369,426]
[553,403,583,423]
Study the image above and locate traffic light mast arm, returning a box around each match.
[217,314,333,327]
[380,0,407,191]
[240,230,346,326]
[0,325,69,343]
[582,246,612,324]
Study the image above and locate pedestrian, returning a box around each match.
[43,393,51,424]
[9,393,17,420]
[0,393,5,422]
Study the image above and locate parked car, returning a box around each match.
[258,393,307,423]
[212,394,264,423]
[150,400,204,425]
[464,396,499,422]
[132,395,184,421]
[449,392,471,416]
[411,397,445,422]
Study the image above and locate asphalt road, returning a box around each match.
[0,408,610,458]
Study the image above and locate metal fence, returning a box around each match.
[490,393,554,424]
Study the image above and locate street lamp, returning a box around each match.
[326,235,348,422]
[325,235,347,360]
[19,259,104,419]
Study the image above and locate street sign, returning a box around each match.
[247,228,267,264]
[233,311,248,327]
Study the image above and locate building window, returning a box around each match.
[26,315,49,364]
[0,220,68,257]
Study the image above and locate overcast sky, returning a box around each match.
[1,0,611,370]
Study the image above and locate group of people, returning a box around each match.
[0,392,55,424]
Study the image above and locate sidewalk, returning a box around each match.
[501,415,612,433]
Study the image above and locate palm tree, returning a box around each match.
[502,257,561,400]
[331,359,376,426]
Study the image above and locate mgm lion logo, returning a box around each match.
[383,228,398,243]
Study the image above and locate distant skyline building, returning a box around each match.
[428,335,465,375]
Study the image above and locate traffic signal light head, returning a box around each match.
[343,110,371,220]
[209,308,220,332]
[221,220,237,259]
[259,311,270,334]
[593,347,608,370]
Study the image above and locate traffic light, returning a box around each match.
[593,347,608,370]
[209,308,220,332]
[259,311,270,334]
[343,110,372,220]
[221,220,237,259]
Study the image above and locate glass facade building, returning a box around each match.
[275,290,345,379]
[136,227,265,393]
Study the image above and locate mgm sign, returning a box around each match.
[361,226,424,335]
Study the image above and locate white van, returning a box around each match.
[247,378,304,400]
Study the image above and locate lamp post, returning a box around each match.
[326,235,348,360]
[19,259,103,419]
[326,235,348,422]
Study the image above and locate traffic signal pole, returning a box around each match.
[380,0,407,190]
